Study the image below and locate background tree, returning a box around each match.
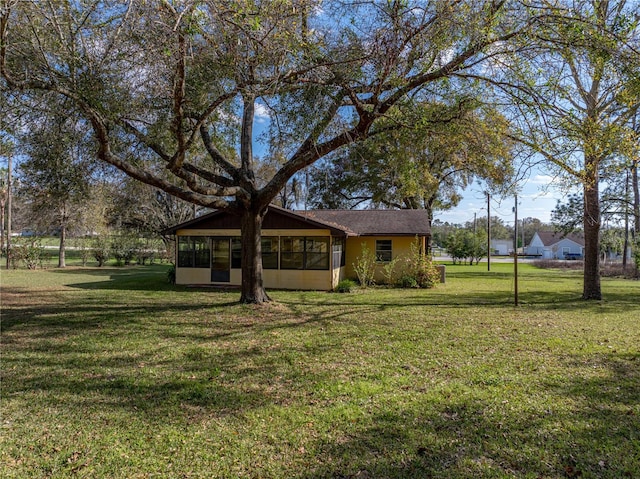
[600,227,625,262]
[17,109,92,268]
[484,0,640,299]
[0,165,7,253]
[112,176,201,242]
[306,96,515,222]
[445,229,487,265]
[1,0,533,303]
[430,219,460,250]
[551,193,585,236]
[0,134,15,266]
[467,215,513,240]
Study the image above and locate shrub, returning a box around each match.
[136,250,155,265]
[381,256,400,286]
[405,237,440,288]
[73,237,92,266]
[111,234,141,266]
[445,229,486,265]
[11,238,46,269]
[335,279,356,293]
[353,242,376,287]
[397,274,419,288]
[167,264,176,284]
[91,235,110,267]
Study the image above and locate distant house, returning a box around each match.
[491,239,513,256]
[525,231,585,259]
[164,206,431,290]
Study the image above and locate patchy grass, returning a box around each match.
[1,264,639,478]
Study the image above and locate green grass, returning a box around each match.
[1,263,639,478]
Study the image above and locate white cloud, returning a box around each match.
[529,174,556,185]
[254,103,271,124]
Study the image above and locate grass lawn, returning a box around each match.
[1,263,639,478]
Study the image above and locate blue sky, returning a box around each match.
[433,170,570,226]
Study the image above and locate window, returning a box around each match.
[178,236,193,267]
[177,236,210,268]
[280,237,305,269]
[261,237,279,269]
[230,237,279,269]
[231,238,242,269]
[305,237,330,270]
[193,237,210,267]
[376,240,392,263]
[332,237,345,268]
[280,236,330,270]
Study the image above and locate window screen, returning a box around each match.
[376,240,392,263]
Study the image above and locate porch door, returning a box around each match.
[211,238,230,282]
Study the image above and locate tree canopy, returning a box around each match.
[1,0,533,302]
[306,94,515,218]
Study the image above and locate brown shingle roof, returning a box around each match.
[535,231,585,247]
[297,209,430,236]
[163,206,431,237]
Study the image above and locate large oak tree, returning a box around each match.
[2,0,533,303]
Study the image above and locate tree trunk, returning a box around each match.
[58,204,68,268]
[633,159,639,236]
[582,169,601,300]
[0,201,5,254]
[58,222,66,268]
[239,207,271,304]
[633,159,639,278]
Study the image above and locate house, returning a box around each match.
[490,239,512,256]
[164,205,431,290]
[525,231,585,259]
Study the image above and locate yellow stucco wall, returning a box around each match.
[176,267,333,290]
[344,236,425,284]
[175,267,211,285]
[175,230,425,290]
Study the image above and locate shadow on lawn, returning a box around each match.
[5,351,272,420]
[278,287,639,318]
[51,265,183,292]
[4,274,639,477]
[296,352,640,479]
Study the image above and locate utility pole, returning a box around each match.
[487,193,491,271]
[623,169,629,270]
[513,194,518,306]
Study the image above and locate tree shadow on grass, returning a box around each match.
[277,286,639,317]
[4,349,272,421]
[3,268,639,477]
[296,352,640,479]
[1,287,228,328]
[51,265,183,292]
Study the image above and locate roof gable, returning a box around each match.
[535,231,585,247]
[164,206,352,235]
